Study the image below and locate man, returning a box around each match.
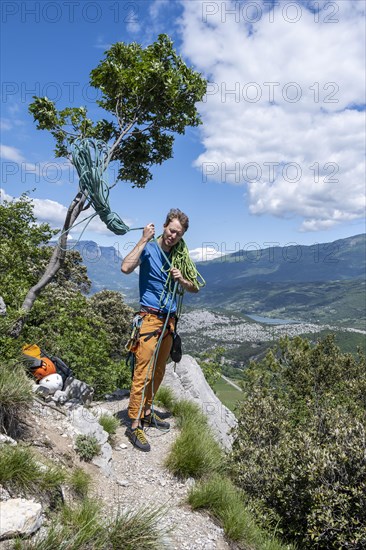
[121,208,199,451]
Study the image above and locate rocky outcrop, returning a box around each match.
[163,355,237,450]
[0,499,43,540]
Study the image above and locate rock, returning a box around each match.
[53,377,94,406]
[0,434,17,446]
[0,498,43,540]
[0,485,11,501]
[116,479,129,487]
[69,406,113,476]
[162,355,237,450]
[104,388,130,401]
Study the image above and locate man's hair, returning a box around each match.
[164,208,189,232]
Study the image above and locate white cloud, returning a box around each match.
[180,0,366,231]
[0,119,12,131]
[21,194,132,239]
[149,0,170,21]
[0,144,25,163]
[189,246,225,262]
[0,188,13,202]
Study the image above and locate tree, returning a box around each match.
[89,290,132,359]
[11,34,206,336]
[199,346,225,389]
[230,335,366,548]
[1,196,132,395]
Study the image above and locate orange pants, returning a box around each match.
[128,313,174,420]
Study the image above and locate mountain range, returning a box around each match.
[67,234,366,328]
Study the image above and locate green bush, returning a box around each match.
[75,435,101,462]
[0,196,134,398]
[231,335,366,549]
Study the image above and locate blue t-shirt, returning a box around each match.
[139,241,176,313]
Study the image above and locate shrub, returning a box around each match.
[75,435,101,462]
[231,335,366,549]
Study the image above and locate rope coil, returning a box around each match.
[71,138,132,235]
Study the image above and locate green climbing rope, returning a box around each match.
[161,238,206,292]
[71,138,142,235]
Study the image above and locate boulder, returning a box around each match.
[0,434,17,446]
[52,376,94,406]
[162,355,237,450]
[0,498,43,540]
[69,405,113,476]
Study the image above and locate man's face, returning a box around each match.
[162,219,185,249]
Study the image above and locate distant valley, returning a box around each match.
[69,234,366,330]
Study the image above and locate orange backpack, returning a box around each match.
[22,344,57,381]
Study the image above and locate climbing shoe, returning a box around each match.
[142,412,170,430]
[125,426,151,452]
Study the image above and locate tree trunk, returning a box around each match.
[9,191,88,338]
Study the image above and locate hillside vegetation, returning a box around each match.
[0,195,132,398]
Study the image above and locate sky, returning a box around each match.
[1,0,365,261]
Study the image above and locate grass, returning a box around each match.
[14,499,106,550]
[155,386,176,412]
[98,413,120,441]
[108,505,171,550]
[0,362,33,437]
[158,386,294,550]
[68,466,92,498]
[163,397,224,479]
[0,444,66,494]
[213,377,243,414]
[15,501,171,550]
[188,474,294,550]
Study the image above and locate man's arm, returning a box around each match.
[170,268,199,293]
[121,223,155,274]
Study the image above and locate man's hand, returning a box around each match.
[171,267,183,283]
[121,223,155,274]
[143,223,155,242]
[170,268,199,293]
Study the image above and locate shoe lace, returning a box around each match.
[135,427,148,444]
